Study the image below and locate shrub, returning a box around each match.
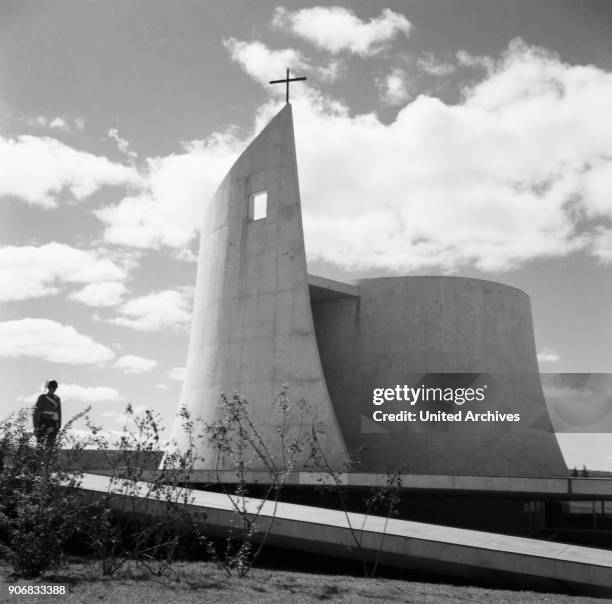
[0,409,86,577]
[82,404,209,576]
[205,387,316,576]
[205,388,408,578]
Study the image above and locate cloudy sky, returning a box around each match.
[2,1,612,469]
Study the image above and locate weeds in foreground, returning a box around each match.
[0,404,210,578]
[0,390,408,581]
[82,404,209,576]
[205,387,317,577]
[205,387,408,578]
[0,408,88,577]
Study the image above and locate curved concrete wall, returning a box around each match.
[174,103,565,478]
[174,105,348,470]
[311,276,567,477]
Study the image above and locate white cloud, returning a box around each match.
[69,281,128,307]
[316,59,346,83]
[456,50,495,71]
[377,68,411,106]
[49,117,69,131]
[97,39,612,272]
[538,348,560,364]
[26,115,86,132]
[0,243,130,302]
[223,38,309,86]
[60,384,122,404]
[108,128,137,161]
[96,133,242,249]
[223,38,342,88]
[0,318,115,364]
[591,227,612,263]
[272,7,412,56]
[109,290,192,331]
[581,158,612,219]
[31,116,48,128]
[155,383,169,390]
[167,366,186,382]
[113,354,158,374]
[0,135,140,207]
[417,53,455,76]
[290,40,612,271]
[19,383,122,406]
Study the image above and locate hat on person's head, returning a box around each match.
[46,380,58,389]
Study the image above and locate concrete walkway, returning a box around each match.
[77,473,612,596]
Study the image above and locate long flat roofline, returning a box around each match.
[185,472,612,499]
[308,273,359,300]
[81,469,612,499]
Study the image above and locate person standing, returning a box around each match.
[33,380,62,447]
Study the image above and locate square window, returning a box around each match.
[249,191,267,221]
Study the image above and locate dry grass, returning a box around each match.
[0,560,605,604]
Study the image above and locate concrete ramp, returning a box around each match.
[77,473,612,596]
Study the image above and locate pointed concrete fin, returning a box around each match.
[174,104,349,470]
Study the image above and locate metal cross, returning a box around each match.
[269,68,307,104]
